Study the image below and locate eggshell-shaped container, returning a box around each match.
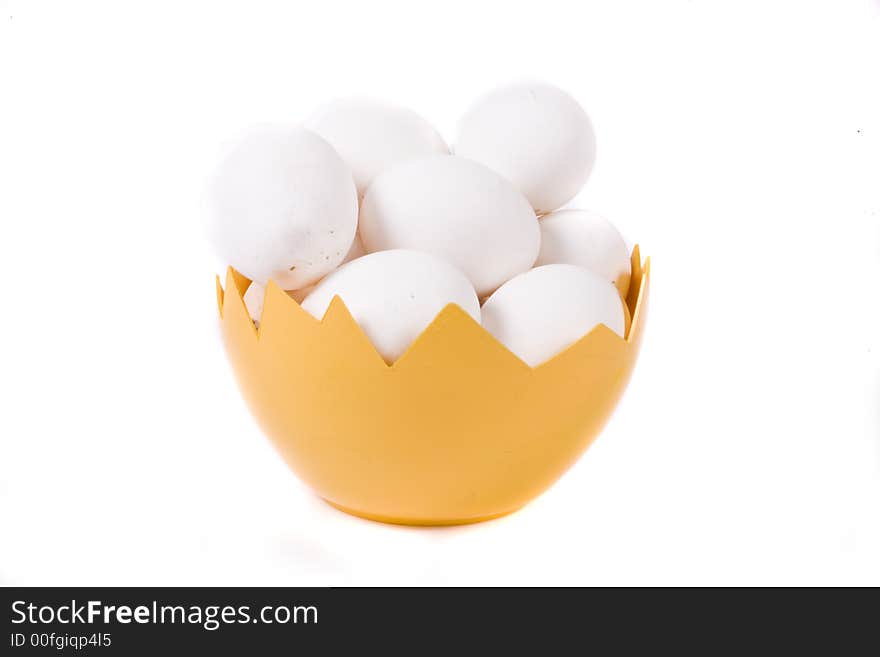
[216,247,649,525]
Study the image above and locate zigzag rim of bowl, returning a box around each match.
[216,245,650,371]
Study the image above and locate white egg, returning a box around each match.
[305,98,449,196]
[481,264,625,367]
[359,155,540,296]
[536,209,631,297]
[455,82,596,213]
[208,125,358,289]
[301,249,480,363]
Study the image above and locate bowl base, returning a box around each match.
[322,499,523,527]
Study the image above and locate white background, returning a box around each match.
[1,0,879,586]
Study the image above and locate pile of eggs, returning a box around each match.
[209,82,633,367]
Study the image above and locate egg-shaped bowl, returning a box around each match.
[216,247,650,526]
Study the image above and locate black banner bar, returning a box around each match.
[1,587,877,653]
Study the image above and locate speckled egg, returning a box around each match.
[208,125,358,289]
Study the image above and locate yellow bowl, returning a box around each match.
[216,247,650,526]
